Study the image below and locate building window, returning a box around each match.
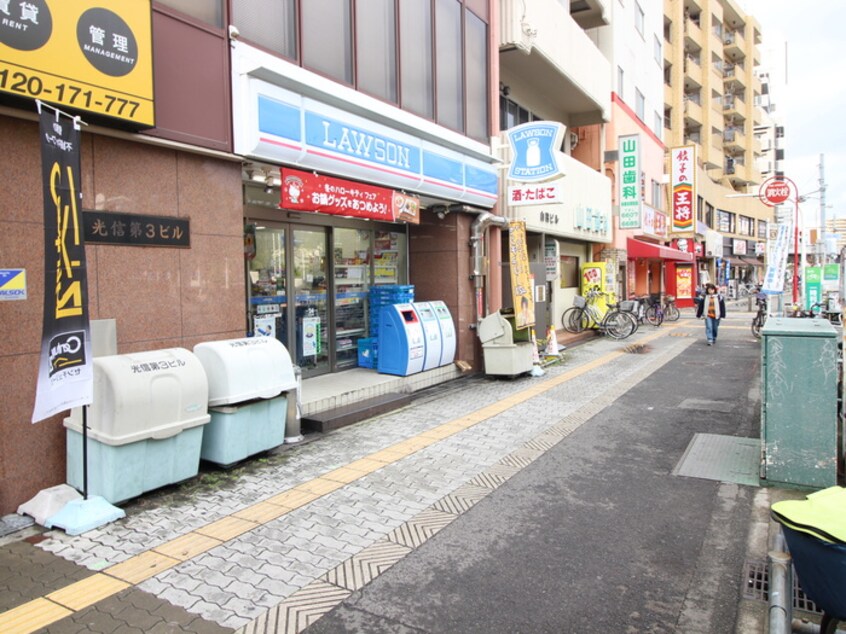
[302,0,352,84]
[465,9,489,141]
[717,210,735,233]
[499,97,539,131]
[158,0,224,27]
[435,0,463,131]
[651,179,662,209]
[654,34,661,65]
[758,220,767,239]
[653,111,662,138]
[636,89,645,121]
[399,0,434,119]
[635,1,645,37]
[232,0,296,58]
[705,203,714,228]
[739,215,752,236]
[617,66,624,99]
[356,0,397,102]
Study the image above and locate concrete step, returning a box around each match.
[301,392,412,434]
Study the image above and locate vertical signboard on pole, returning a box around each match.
[32,106,93,423]
[671,146,696,233]
[509,221,534,330]
[618,135,641,229]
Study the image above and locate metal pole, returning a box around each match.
[82,405,89,500]
[793,195,800,305]
[768,550,793,634]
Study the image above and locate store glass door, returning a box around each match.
[293,227,330,376]
[332,228,371,370]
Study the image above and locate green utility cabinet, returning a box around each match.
[760,318,838,489]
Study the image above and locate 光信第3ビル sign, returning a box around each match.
[0,0,154,126]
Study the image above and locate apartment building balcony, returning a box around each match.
[723,64,747,92]
[723,127,747,153]
[664,82,673,109]
[684,97,703,127]
[723,29,745,61]
[684,15,703,50]
[496,131,611,234]
[568,0,610,30]
[723,96,745,121]
[724,157,757,186]
[499,0,610,124]
[684,55,703,89]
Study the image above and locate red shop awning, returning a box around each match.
[627,238,694,262]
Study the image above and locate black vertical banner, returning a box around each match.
[32,108,93,423]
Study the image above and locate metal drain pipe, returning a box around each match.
[470,211,509,326]
[768,550,793,634]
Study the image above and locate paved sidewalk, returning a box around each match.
[0,311,772,633]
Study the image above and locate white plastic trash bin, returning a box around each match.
[63,348,210,504]
[478,311,534,376]
[193,337,298,466]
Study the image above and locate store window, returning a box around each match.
[399,0,434,118]
[559,255,580,288]
[332,228,370,369]
[248,226,289,349]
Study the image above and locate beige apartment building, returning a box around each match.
[663,0,773,295]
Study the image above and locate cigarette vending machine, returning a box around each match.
[412,302,442,371]
[428,301,456,366]
[377,303,425,376]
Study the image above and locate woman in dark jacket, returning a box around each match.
[695,283,726,345]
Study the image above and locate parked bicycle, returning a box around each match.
[561,288,637,339]
[751,295,767,339]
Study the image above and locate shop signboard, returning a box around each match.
[732,239,747,255]
[804,266,822,309]
[506,122,566,182]
[670,146,696,233]
[0,268,26,300]
[507,182,562,206]
[618,135,641,229]
[280,168,420,223]
[0,1,154,127]
[508,221,534,330]
[823,263,840,291]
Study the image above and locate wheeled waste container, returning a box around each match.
[478,311,533,376]
[63,348,210,504]
[193,336,298,466]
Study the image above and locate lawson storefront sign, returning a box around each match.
[232,42,497,208]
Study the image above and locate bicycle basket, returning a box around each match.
[665,295,675,302]
[573,295,586,308]
[619,300,637,313]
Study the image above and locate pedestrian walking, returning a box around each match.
[696,283,726,345]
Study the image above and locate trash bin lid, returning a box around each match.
[478,311,510,344]
[761,318,836,337]
[772,486,846,544]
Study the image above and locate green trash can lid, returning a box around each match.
[761,317,836,337]
[772,486,846,544]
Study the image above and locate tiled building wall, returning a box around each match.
[0,116,245,514]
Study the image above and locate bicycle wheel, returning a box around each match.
[665,303,680,321]
[602,310,635,339]
[645,305,664,326]
[751,314,764,339]
[616,310,638,339]
[561,307,583,332]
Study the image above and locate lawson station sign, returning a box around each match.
[506,122,566,182]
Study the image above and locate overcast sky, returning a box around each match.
[741,0,846,222]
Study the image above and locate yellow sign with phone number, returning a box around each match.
[0,0,153,127]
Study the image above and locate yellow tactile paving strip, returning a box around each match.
[0,326,675,634]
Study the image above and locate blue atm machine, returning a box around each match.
[377,303,425,376]
[412,302,442,371]
[429,301,456,366]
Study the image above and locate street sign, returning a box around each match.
[759,178,791,206]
